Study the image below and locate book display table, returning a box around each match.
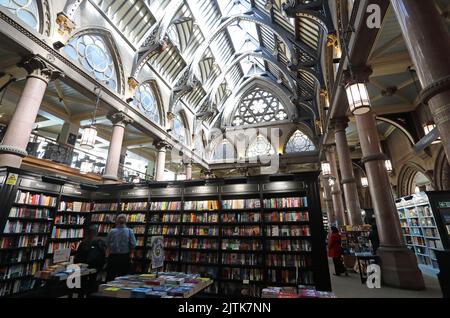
[35,264,98,298]
[93,272,214,298]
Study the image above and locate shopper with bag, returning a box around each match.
[106,214,137,282]
[328,226,347,276]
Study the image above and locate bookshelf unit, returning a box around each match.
[396,193,444,276]
[0,171,61,297]
[146,185,183,274]
[118,188,150,273]
[182,184,221,295]
[49,185,93,259]
[425,191,450,251]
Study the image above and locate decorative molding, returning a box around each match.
[361,153,388,164]
[0,145,28,157]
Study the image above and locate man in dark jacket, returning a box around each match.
[74,226,107,272]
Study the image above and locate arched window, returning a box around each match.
[172,115,187,145]
[247,135,276,158]
[233,87,288,126]
[285,130,316,153]
[212,139,236,161]
[64,34,118,91]
[1,0,39,30]
[133,82,161,125]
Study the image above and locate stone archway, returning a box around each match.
[434,147,450,190]
[397,162,434,197]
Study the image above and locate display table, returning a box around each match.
[35,265,98,298]
[91,272,214,298]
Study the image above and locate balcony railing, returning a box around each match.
[26,133,153,183]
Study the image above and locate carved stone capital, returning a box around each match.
[153,140,171,151]
[324,144,336,153]
[361,153,388,164]
[108,112,133,127]
[56,12,76,36]
[18,55,64,83]
[128,77,139,92]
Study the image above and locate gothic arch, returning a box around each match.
[222,77,299,127]
[434,147,450,190]
[132,79,166,127]
[283,127,317,154]
[63,27,126,94]
[397,162,431,197]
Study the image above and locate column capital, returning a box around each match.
[330,117,349,133]
[153,139,172,151]
[18,55,64,83]
[108,112,133,128]
[342,65,373,86]
[324,144,336,153]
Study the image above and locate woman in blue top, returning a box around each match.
[106,214,137,282]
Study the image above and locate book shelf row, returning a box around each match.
[0,170,330,297]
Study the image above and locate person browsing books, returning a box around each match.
[327,226,347,276]
[74,225,106,272]
[106,214,137,281]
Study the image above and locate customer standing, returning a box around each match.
[106,214,137,281]
[328,226,346,276]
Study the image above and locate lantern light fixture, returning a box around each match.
[345,82,372,115]
[80,87,101,149]
[321,162,331,177]
[361,177,369,188]
[385,159,393,173]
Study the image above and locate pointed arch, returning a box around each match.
[285,129,317,153]
[230,85,290,127]
[247,134,276,158]
[63,28,125,94]
[1,0,51,35]
[210,138,237,161]
[171,110,190,146]
[132,79,165,126]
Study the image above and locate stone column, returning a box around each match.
[333,118,363,225]
[391,0,450,163]
[0,56,63,168]
[154,140,170,181]
[325,145,347,226]
[103,112,133,183]
[185,163,193,180]
[355,111,424,289]
[322,176,336,226]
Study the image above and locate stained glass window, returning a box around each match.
[64,34,118,91]
[172,115,187,145]
[212,140,236,161]
[0,0,39,30]
[233,87,288,126]
[285,130,316,153]
[133,83,161,125]
[247,135,276,158]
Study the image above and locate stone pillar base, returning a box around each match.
[378,246,425,290]
[102,175,120,184]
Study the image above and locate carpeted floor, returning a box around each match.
[329,260,443,298]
